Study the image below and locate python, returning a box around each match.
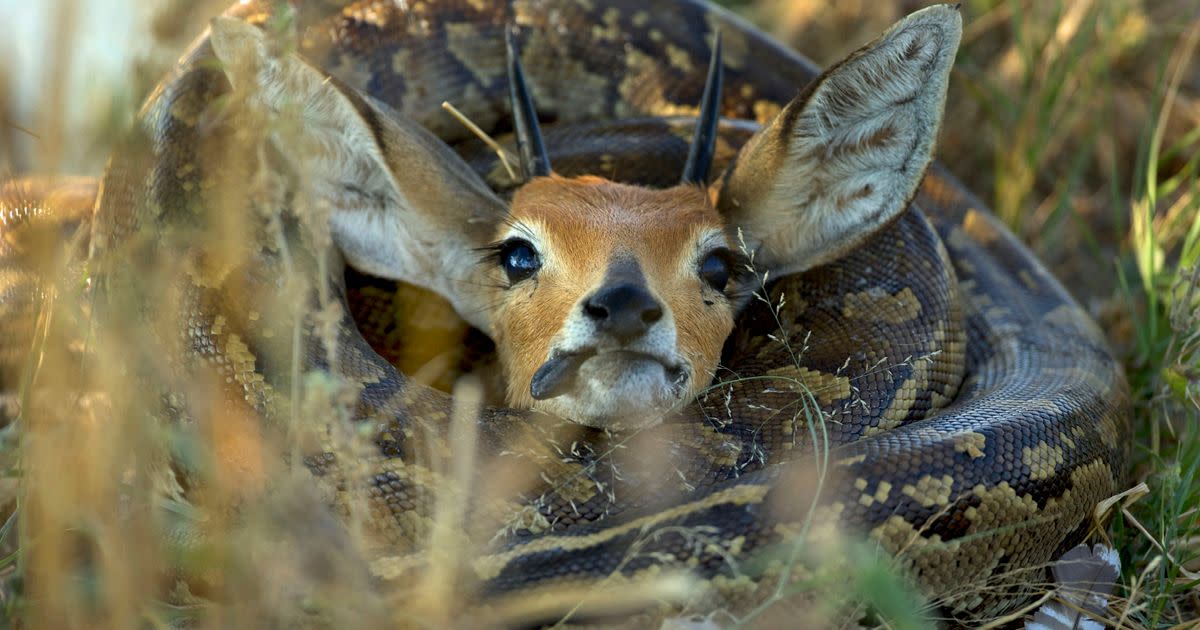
[0,1,1129,624]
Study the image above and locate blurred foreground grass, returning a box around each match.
[1,0,1198,627]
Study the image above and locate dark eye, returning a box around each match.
[699,250,731,292]
[500,239,541,284]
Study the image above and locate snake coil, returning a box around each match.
[0,0,1131,625]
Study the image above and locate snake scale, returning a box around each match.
[0,0,1131,626]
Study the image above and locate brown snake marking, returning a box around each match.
[0,0,1131,625]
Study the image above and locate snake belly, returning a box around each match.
[0,0,1132,624]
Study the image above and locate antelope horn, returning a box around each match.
[506,26,552,179]
[681,31,723,185]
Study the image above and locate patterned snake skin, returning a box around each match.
[0,0,1131,625]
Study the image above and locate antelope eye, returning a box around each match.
[699,250,731,292]
[500,239,541,284]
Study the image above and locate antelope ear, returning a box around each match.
[209,17,506,332]
[716,4,961,275]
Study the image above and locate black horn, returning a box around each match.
[681,32,723,185]
[506,26,552,179]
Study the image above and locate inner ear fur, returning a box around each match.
[210,17,507,332]
[716,4,962,275]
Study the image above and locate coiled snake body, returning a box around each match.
[0,0,1131,625]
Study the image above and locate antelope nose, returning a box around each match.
[583,283,664,343]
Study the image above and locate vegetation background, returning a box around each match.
[0,0,1197,627]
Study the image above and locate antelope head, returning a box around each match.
[209,4,962,428]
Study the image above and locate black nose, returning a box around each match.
[583,283,664,344]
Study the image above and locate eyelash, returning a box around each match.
[482,237,542,286]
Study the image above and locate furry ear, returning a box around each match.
[716,4,962,275]
[210,17,507,331]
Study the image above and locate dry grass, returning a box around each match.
[1,0,1198,628]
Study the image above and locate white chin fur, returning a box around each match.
[534,354,687,429]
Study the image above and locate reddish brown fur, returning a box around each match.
[489,175,734,410]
